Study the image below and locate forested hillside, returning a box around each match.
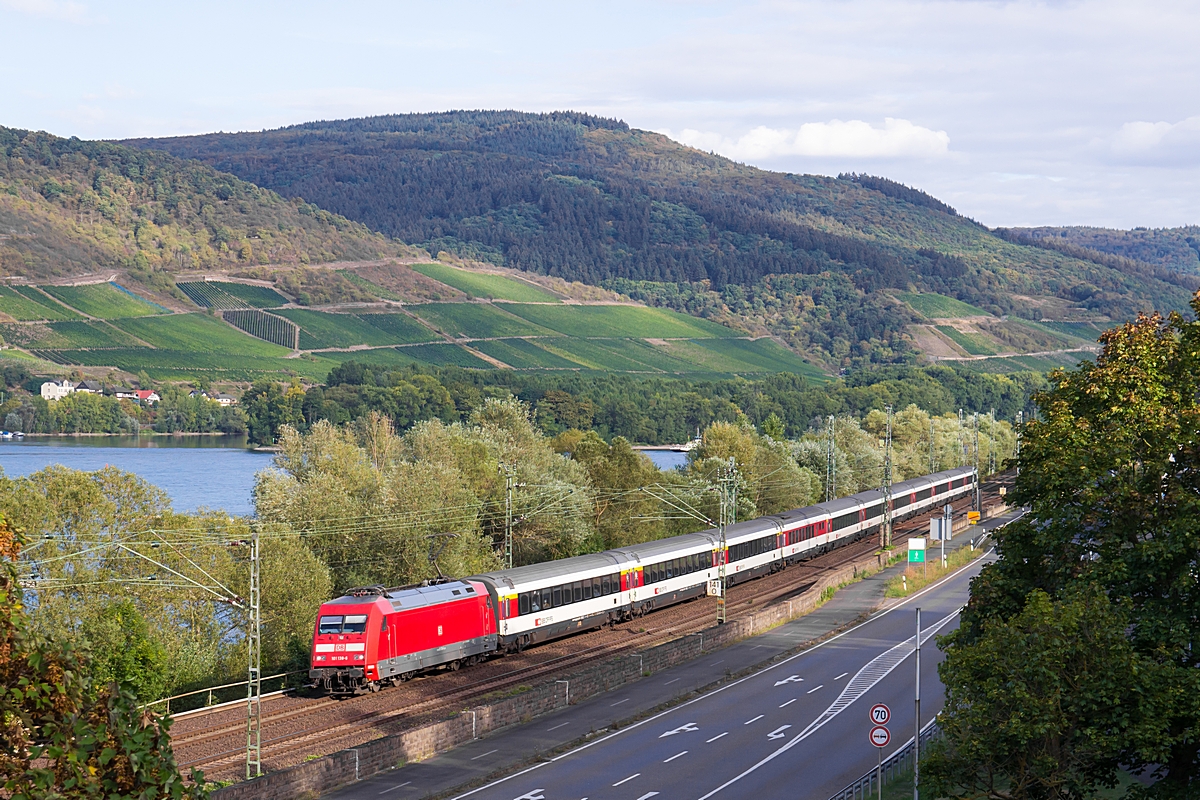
[0,126,413,290]
[1007,224,1200,274]
[124,111,1196,331]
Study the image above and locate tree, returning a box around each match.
[926,587,1149,800]
[0,514,207,799]
[79,599,169,703]
[950,296,1200,796]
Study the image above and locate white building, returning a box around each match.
[41,380,75,401]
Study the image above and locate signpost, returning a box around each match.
[967,510,980,525]
[908,537,927,577]
[869,705,891,800]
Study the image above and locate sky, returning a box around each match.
[3,0,1198,230]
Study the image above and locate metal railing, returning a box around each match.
[142,670,306,715]
[829,720,940,800]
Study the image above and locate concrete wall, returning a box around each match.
[213,503,1008,800]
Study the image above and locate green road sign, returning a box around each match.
[908,549,926,563]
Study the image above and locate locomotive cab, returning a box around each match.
[309,596,385,694]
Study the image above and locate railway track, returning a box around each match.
[173,478,1012,781]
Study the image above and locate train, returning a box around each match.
[309,466,977,694]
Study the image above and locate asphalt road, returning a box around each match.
[444,548,994,800]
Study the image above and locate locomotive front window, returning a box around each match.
[342,614,368,633]
[318,615,343,635]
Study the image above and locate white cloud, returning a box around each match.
[670,118,950,161]
[1110,117,1200,164]
[1,0,88,23]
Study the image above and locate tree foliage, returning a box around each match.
[933,292,1200,797]
[0,514,207,799]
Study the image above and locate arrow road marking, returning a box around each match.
[774,674,803,686]
[768,725,792,740]
[512,791,545,800]
[659,722,699,738]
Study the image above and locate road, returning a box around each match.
[324,511,1018,800]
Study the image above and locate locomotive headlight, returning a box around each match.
[315,655,327,661]
[355,654,365,661]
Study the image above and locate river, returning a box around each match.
[0,438,689,516]
[0,436,276,515]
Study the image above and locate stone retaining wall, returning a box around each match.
[213,503,1007,800]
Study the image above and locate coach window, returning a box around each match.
[552,587,562,607]
[573,582,583,603]
[612,572,621,591]
[520,594,531,615]
[583,581,592,600]
[601,576,610,595]
[592,578,601,597]
[541,589,551,610]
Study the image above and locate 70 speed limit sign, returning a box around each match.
[869,703,891,725]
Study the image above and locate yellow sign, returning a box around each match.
[968,511,981,524]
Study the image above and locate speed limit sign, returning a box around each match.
[869,703,891,725]
[869,725,891,748]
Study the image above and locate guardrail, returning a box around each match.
[143,670,307,715]
[828,720,940,800]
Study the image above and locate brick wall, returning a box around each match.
[213,505,1009,800]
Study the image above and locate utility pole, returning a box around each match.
[246,526,261,780]
[958,408,966,467]
[929,415,935,474]
[988,409,997,476]
[825,415,836,502]
[973,413,981,513]
[717,458,737,625]
[882,405,894,548]
[914,607,922,800]
[1015,410,1023,476]
[500,464,515,570]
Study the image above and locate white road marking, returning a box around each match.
[613,773,640,787]
[779,698,796,708]
[379,781,411,794]
[835,672,849,680]
[709,660,724,666]
[774,674,803,686]
[664,678,681,685]
[547,722,570,731]
[806,684,824,694]
[658,722,699,739]
[610,698,629,706]
[635,794,660,800]
[470,749,499,761]
[706,732,728,743]
[744,714,764,725]
[511,791,544,800]
[663,750,688,762]
[768,725,792,740]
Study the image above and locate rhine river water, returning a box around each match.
[0,437,689,516]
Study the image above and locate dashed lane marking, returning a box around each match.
[635,794,660,800]
[779,699,796,708]
[664,750,688,763]
[664,678,681,685]
[706,732,729,743]
[709,660,724,666]
[613,773,640,787]
[744,715,764,725]
[610,698,629,706]
[379,781,411,794]
[806,684,824,694]
[835,672,849,680]
[547,722,570,731]
[470,749,499,761]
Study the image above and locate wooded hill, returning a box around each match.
[1005,224,1200,274]
[0,126,414,290]
[123,111,1196,326]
